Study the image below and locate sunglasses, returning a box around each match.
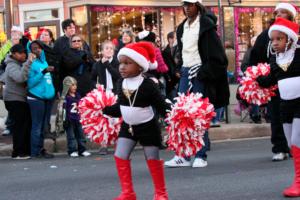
[72,40,81,43]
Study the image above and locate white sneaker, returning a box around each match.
[12,156,31,160]
[2,129,10,136]
[192,158,208,168]
[81,151,91,157]
[272,153,288,161]
[164,156,191,167]
[70,152,79,157]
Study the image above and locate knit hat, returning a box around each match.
[11,25,23,33]
[138,30,156,43]
[268,17,299,45]
[182,0,202,3]
[275,3,297,18]
[62,76,77,97]
[117,41,157,72]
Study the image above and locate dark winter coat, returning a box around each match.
[42,43,60,93]
[64,48,94,97]
[53,35,94,87]
[162,44,179,93]
[176,14,230,109]
[91,57,121,93]
[249,29,270,66]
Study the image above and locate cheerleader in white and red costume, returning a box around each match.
[103,42,169,200]
[266,18,300,197]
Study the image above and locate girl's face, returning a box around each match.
[270,30,289,53]
[119,55,142,78]
[12,52,26,63]
[122,33,132,44]
[31,43,42,57]
[40,31,51,45]
[71,36,82,50]
[274,9,293,21]
[69,84,77,94]
[102,43,114,58]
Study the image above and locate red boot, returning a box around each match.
[114,156,137,200]
[283,146,300,197]
[147,159,169,200]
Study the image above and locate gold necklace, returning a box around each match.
[124,80,139,136]
[278,62,291,72]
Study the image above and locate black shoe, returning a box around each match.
[39,149,54,159]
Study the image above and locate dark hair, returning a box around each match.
[29,40,44,51]
[10,44,26,54]
[44,29,55,43]
[182,2,207,16]
[62,19,75,32]
[167,32,175,40]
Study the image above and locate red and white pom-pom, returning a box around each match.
[238,63,278,106]
[78,85,122,146]
[165,93,215,157]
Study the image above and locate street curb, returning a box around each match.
[0,123,271,157]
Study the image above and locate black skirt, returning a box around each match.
[118,117,162,147]
[280,97,300,123]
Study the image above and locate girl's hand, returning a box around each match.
[46,66,55,72]
[28,53,36,63]
[101,57,109,63]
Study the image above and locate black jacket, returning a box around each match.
[249,29,270,66]
[65,48,94,97]
[42,43,60,93]
[53,35,94,83]
[162,44,179,93]
[92,57,121,93]
[176,14,230,108]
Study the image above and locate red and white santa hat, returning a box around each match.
[268,17,299,45]
[117,41,158,72]
[275,3,298,18]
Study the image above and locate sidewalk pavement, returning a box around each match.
[0,122,271,157]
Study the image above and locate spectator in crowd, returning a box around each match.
[54,19,93,91]
[162,31,180,101]
[65,34,94,97]
[250,2,295,161]
[92,40,120,94]
[92,40,121,155]
[27,40,55,158]
[138,30,169,96]
[1,26,30,136]
[115,28,136,54]
[62,76,91,157]
[240,36,262,124]
[164,0,229,168]
[39,28,60,139]
[3,44,33,159]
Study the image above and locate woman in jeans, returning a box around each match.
[27,40,55,158]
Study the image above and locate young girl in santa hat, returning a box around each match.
[103,41,169,200]
[266,17,300,197]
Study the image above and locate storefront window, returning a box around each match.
[71,6,89,45]
[0,12,4,32]
[24,9,59,22]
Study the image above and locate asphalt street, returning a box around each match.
[0,138,296,200]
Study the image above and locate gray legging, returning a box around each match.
[283,118,300,148]
[114,137,159,160]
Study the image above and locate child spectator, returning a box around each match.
[92,40,121,93]
[3,44,34,159]
[92,40,121,155]
[62,76,91,157]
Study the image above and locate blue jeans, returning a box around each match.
[179,67,209,159]
[212,107,224,123]
[66,121,87,154]
[43,99,54,134]
[28,98,48,156]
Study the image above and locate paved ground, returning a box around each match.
[0,138,294,200]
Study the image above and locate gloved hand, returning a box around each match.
[256,75,272,88]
